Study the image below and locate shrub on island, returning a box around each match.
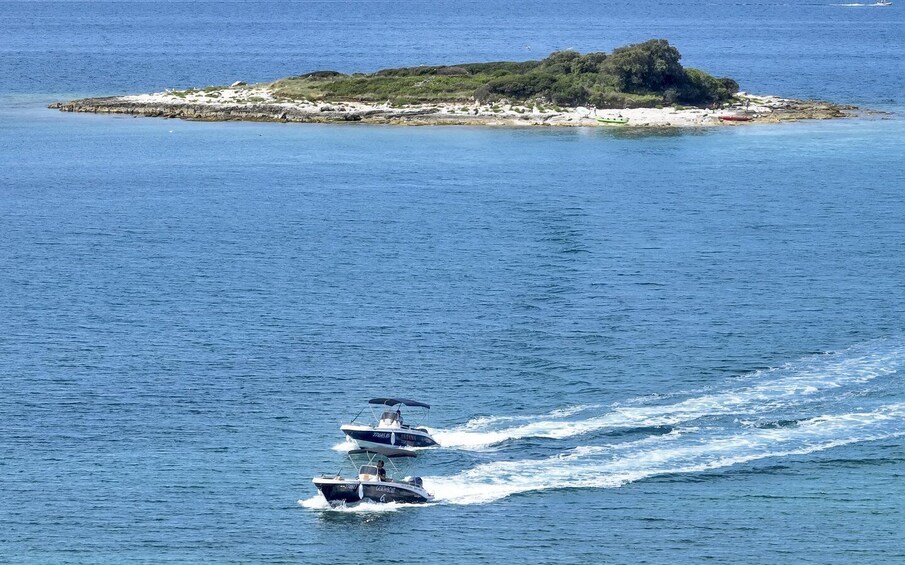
[270,39,739,108]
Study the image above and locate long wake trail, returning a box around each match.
[426,403,905,504]
[425,339,905,504]
[431,341,905,450]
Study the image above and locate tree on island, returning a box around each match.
[271,39,739,109]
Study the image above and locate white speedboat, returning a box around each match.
[340,398,439,449]
[312,447,433,506]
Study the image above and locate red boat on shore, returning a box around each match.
[719,115,752,122]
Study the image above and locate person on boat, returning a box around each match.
[395,409,403,425]
[376,460,387,481]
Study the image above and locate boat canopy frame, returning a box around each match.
[349,447,418,459]
[323,446,417,480]
[346,447,416,479]
[348,397,431,428]
[368,398,431,409]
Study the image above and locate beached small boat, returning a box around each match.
[597,117,629,125]
[719,115,752,122]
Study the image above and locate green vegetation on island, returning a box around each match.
[57,38,849,127]
[270,39,740,108]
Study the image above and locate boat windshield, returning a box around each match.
[358,465,379,480]
[380,411,399,423]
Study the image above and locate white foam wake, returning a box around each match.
[431,342,905,449]
[331,438,358,452]
[424,403,905,504]
[299,495,409,513]
[453,404,602,431]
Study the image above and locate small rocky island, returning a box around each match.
[51,40,853,128]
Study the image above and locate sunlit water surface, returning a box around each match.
[2,1,904,562]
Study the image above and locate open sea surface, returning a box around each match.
[2,1,904,563]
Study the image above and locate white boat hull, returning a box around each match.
[313,476,433,505]
[341,423,438,449]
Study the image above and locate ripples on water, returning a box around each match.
[2,0,905,562]
[424,341,905,502]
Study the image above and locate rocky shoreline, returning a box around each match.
[49,86,857,128]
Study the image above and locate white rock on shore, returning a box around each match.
[55,86,853,127]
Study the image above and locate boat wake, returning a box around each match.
[425,404,905,504]
[298,495,413,513]
[330,438,359,452]
[431,340,904,450]
[423,339,905,504]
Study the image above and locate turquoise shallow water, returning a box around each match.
[2,1,905,563]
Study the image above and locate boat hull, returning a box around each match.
[313,479,361,505]
[313,478,432,506]
[341,424,438,449]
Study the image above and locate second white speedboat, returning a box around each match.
[340,397,439,449]
[313,447,433,506]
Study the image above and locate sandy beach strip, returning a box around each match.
[50,86,855,127]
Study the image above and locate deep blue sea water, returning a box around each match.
[2,1,905,563]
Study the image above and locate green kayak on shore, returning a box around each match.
[597,117,629,125]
